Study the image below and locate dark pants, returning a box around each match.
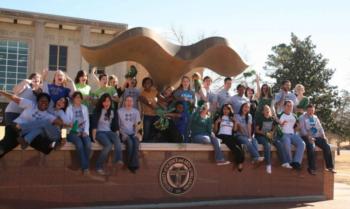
[4,112,20,125]
[0,125,53,158]
[125,135,139,172]
[142,115,159,142]
[302,136,334,170]
[217,134,245,165]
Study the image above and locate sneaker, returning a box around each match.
[281,163,293,169]
[257,157,265,162]
[82,169,90,175]
[237,163,244,172]
[252,157,264,164]
[17,136,28,150]
[266,165,272,174]
[307,168,316,175]
[49,141,56,149]
[326,168,337,173]
[216,160,231,166]
[96,169,107,175]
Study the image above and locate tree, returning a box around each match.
[333,90,350,152]
[264,33,340,131]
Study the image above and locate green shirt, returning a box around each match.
[75,83,91,107]
[190,111,212,136]
[92,86,117,98]
[255,116,276,136]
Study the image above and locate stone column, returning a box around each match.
[80,25,90,72]
[33,20,45,73]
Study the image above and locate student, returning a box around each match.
[216,77,233,110]
[43,69,75,105]
[231,84,250,114]
[0,90,63,150]
[118,96,141,173]
[234,102,264,163]
[214,104,245,171]
[299,104,335,175]
[274,80,297,114]
[190,103,230,166]
[74,70,91,108]
[278,100,305,170]
[139,77,159,142]
[91,73,118,103]
[173,76,195,114]
[294,84,309,116]
[4,73,43,125]
[255,84,275,120]
[158,85,174,110]
[121,78,140,110]
[255,105,291,173]
[91,93,122,175]
[66,91,92,174]
[165,101,189,142]
[108,75,124,98]
[198,76,217,115]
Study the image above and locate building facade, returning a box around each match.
[0,8,129,95]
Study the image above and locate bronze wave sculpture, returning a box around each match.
[80,27,248,88]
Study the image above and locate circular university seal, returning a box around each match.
[159,156,196,195]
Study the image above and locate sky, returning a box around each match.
[1,0,349,91]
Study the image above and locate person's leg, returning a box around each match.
[127,135,139,171]
[4,112,20,126]
[81,135,92,166]
[142,115,153,142]
[220,135,245,164]
[106,131,122,163]
[291,134,305,164]
[67,133,89,170]
[95,131,113,171]
[302,136,316,171]
[273,138,289,164]
[192,134,211,144]
[281,134,292,163]
[256,136,271,165]
[0,125,20,157]
[315,137,334,170]
[209,134,225,162]
[236,135,260,160]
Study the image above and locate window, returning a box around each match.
[49,45,67,71]
[88,64,105,74]
[0,40,29,92]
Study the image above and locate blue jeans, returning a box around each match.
[273,138,289,164]
[125,135,139,170]
[236,135,260,160]
[256,135,271,165]
[96,131,122,170]
[281,133,305,164]
[142,115,159,142]
[19,119,61,144]
[67,133,91,170]
[192,133,225,162]
[4,112,20,125]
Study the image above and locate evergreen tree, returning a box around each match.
[264,33,340,131]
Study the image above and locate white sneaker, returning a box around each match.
[281,163,292,169]
[216,160,231,166]
[266,165,272,174]
[257,157,265,162]
[96,169,107,175]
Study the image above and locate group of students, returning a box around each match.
[0,68,335,176]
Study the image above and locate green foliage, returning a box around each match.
[264,33,340,131]
[125,65,138,78]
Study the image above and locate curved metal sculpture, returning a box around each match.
[81,27,248,88]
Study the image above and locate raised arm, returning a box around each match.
[13,79,31,95]
[89,67,100,86]
[0,90,21,104]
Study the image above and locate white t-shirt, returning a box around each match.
[97,109,114,132]
[118,107,141,135]
[5,84,37,113]
[218,115,234,135]
[279,112,297,134]
[14,98,56,124]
